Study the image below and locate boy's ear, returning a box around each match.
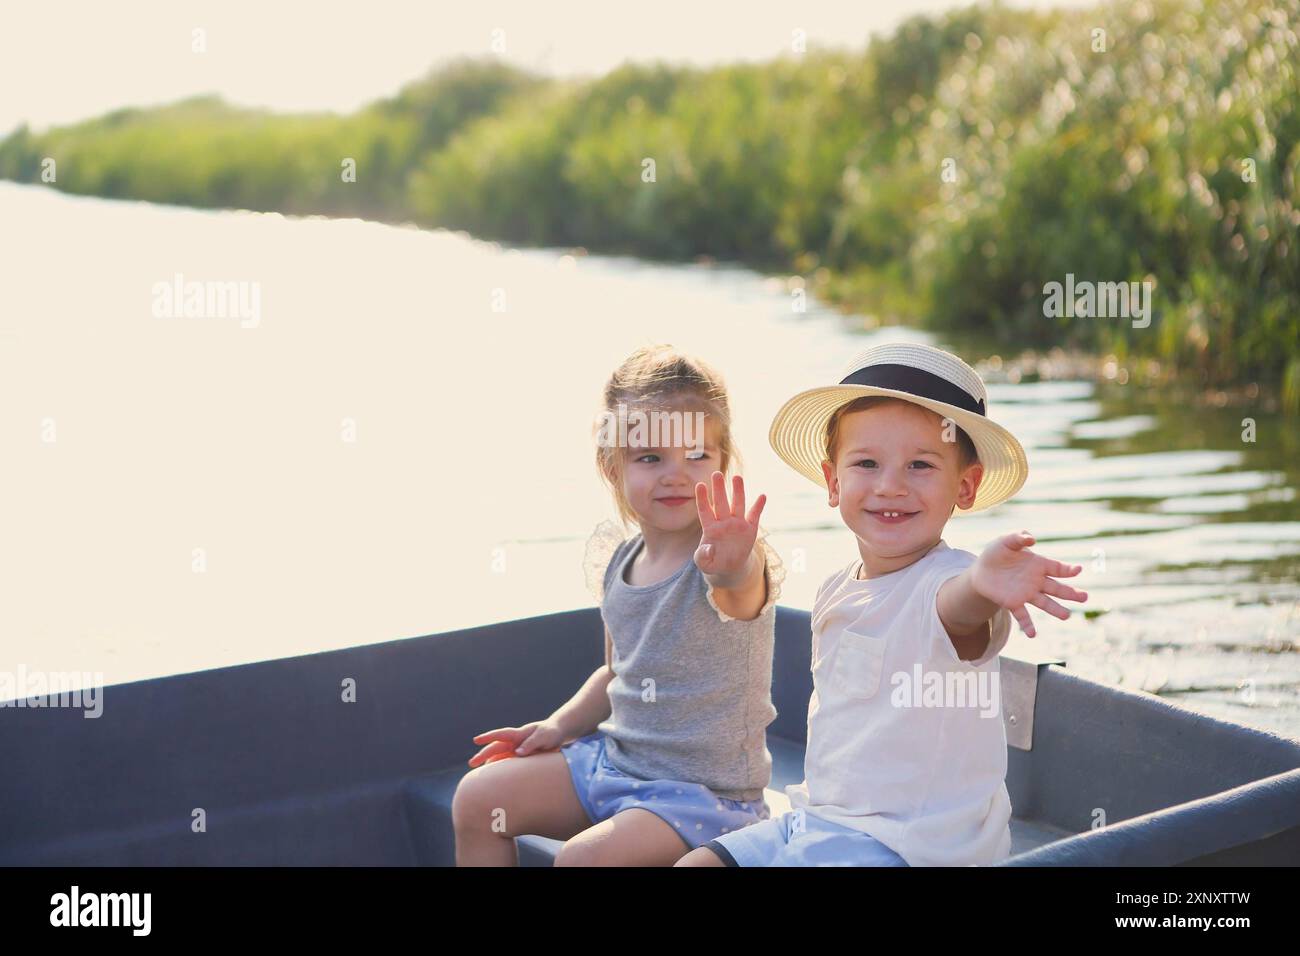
[953,461,984,511]
[820,459,839,508]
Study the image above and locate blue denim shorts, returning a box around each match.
[559,732,769,850]
[705,808,910,867]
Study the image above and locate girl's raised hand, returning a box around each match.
[467,721,565,767]
[694,472,767,585]
[970,531,1088,638]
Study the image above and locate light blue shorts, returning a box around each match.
[705,808,910,867]
[559,732,769,850]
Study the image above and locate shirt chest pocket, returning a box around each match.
[829,627,888,700]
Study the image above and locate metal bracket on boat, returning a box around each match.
[1000,649,1065,751]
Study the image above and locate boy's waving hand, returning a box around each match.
[937,530,1088,654]
[968,531,1088,638]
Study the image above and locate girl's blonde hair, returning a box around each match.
[594,344,743,529]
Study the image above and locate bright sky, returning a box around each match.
[0,0,1090,135]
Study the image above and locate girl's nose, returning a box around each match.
[660,460,692,485]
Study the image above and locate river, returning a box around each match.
[2,181,1297,737]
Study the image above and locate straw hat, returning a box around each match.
[768,341,1028,513]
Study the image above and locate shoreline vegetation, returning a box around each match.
[2,0,1296,410]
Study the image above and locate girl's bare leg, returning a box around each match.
[452,751,591,866]
[553,808,692,867]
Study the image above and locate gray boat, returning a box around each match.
[4,606,1298,865]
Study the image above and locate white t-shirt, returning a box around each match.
[785,540,1014,866]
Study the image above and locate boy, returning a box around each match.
[676,342,1087,867]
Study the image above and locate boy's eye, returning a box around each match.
[851,459,933,469]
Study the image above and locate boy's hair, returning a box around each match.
[823,396,979,471]
[595,344,742,529]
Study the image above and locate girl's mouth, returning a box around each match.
[656,497,693,507]
[867,509,917,524]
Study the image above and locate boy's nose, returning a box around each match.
[872,466,909,496]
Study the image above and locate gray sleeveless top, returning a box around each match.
[588,523,782,801]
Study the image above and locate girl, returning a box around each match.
[452,344,784,866]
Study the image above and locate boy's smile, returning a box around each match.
[866,509,918,524]
[820,401,983,578]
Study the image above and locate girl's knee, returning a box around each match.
[451,765,504,832]
[552,839,597,867]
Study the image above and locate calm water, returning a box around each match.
[2,182,1297,737]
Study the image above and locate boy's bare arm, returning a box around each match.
[937,569,1001,659]
[939,531,1088,657]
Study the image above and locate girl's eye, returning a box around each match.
[635,454,659,463]
[686,451,709,461]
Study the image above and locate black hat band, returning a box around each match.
[838,363,986,417]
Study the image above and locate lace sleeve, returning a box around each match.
[583,518,629,605]
[703,528,786,623]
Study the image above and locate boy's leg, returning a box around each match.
[452,751,592,866]
[675,845,729,867]
[554,808,692,867]
[676,813,789,867]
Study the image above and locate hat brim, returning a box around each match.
[768,385,1028,513]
